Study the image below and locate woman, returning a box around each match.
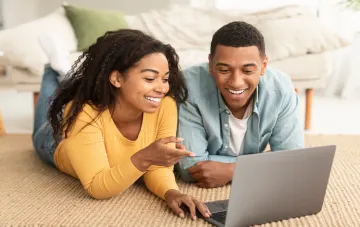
[32,29,210,220]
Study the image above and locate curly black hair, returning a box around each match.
[48,29,188,141]
[210,21,265,57]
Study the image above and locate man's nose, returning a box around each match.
[229,71,246,88]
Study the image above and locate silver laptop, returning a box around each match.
[183,145,336,227]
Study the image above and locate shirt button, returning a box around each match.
[224,124,229,128]
[224,145,229,149]
[225,110,230,114]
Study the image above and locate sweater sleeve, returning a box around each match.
[62,105,144,200]
[142,97,179,200]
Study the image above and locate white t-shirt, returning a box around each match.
[229,100,253,156]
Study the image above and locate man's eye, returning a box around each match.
[244,70,253,74]
[218,69,229,73]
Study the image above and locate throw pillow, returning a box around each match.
[63,4,128,51]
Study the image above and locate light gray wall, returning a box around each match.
[3,0,39,28]
[3,0,190,28]
[37,0,172,17]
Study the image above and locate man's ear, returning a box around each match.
[208,54,213,75]
[109,70,123,88]
[260,55,268,76]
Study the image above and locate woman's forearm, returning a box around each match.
[86,158,145,200]
[143,166,179,200]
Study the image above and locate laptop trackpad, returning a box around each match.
[206,200,229,213]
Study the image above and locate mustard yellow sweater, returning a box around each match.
[54,97,179,200]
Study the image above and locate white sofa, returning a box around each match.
[0,4,351,129]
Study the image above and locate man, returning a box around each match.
[176,21,304,188]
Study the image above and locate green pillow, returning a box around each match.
[63,4,128,51]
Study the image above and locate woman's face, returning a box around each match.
[110,53,170,113]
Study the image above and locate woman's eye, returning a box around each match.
[145,78,155,82]
[162,78,169,83]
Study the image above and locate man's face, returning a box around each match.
[209,45,268,117]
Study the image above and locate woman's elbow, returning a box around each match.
[86,188,123,200]
[83,176,131,200]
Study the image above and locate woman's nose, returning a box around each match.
[154,81,168,94]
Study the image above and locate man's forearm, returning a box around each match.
[209,155,237,163]
[208,156,236,183]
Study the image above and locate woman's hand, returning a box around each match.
[164,189,211,220]
[131,137,194,171]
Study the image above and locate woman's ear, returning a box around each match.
[109,70,123,88]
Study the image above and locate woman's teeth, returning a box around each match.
[228,89,246,95]
[145,96,161,103]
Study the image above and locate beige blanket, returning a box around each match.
[0,134,359,226]
[0,5,350,77]
[129,5,350,62]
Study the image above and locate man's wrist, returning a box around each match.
[225,162,235,182]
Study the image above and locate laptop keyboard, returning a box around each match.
[211,211,227,224]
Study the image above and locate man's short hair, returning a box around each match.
[210,21,266,57]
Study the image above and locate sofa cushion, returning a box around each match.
[63,4,128,51]
[11,67,43,84]
[270,52,332,81]
[0,7,77,76]
[69,52,83,65]
[256,13,350,61]
[127,5,350,62]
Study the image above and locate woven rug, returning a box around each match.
[0,134,359,226]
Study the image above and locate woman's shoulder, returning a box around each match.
[148,96,177,120]
[160,96,176,107]
[158,96,177,117]
[157,96,177,114]
[64,101,106,123]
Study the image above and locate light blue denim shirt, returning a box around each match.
[176,62,304,181]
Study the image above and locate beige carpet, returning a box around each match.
[0,134,359,227]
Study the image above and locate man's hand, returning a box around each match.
[188,161,235,188]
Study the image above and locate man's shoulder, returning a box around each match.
[182,62,211,84]
[182,62,217,101]
[257,67,296,115]
[260,66,294,95]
